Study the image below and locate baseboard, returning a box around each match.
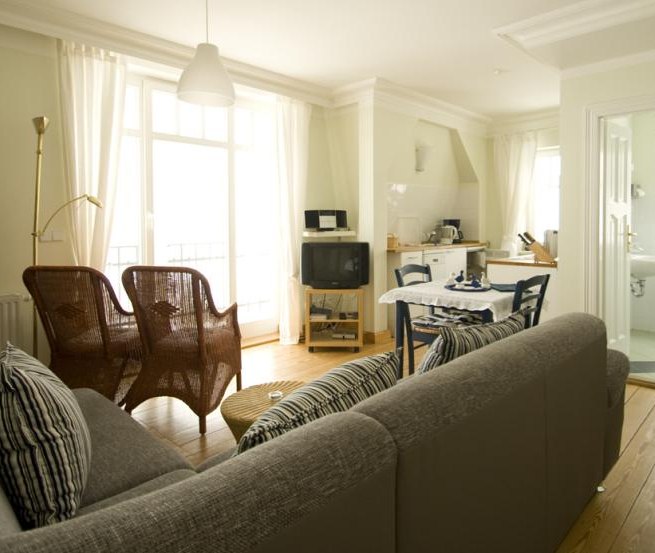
[363,330,391,344]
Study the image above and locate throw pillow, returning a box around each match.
[0,343,92,528]
[237,351,398,454]
[417,311,526,374]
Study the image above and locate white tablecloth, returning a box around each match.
[378,280,515,320]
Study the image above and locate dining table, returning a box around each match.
[378,280,516,376]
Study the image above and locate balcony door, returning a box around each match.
[107,78,279,338]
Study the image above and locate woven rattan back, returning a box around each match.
[122,266,242,434]
[22,266,141,403]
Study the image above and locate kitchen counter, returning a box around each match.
[487,256,557,268]
[387,240,487,253]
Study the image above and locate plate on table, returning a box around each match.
[445,283,491,293]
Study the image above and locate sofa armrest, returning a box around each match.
[604,348,630,477]
[0,412,397,553]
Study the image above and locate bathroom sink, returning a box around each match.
[631,254,655,279]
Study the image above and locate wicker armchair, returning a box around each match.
[121,266,242,434]
[22,266,141,404]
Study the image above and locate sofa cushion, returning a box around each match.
[73,389,193,506]
[0,343,92,528]
[0,489,21,537]
[417,311,526,373]
[237,351,398,454]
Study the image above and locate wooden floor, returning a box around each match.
[133,339,655,552]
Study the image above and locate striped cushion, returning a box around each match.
[0,343,92,528]
[237,352,398,454]
[417,311,526,374]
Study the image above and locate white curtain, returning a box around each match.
[276,97,312,344]
[493,132,538,256]
[58,41,126,269]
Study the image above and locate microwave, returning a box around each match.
[304,210,348,231]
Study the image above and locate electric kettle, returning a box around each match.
[439,225,458,244]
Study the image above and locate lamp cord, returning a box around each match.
[205,0,209,43]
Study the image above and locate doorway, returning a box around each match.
[584,97,655,388]
[621,111,655,385]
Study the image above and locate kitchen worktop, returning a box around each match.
[487,255,558,268]
[387,240,487,253]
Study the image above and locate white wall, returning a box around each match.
[630,111,655,331]
[559,60,655,315]
[0,25,72,357]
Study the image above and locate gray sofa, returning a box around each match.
[0,313,629,553]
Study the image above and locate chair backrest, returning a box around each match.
[122,266,216,355]
[512,274,551,328]
[394,264,432,288]
[22,266,126,356]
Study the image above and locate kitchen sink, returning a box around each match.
[631,254,655,279]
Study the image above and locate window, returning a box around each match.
[107,78,278,338]
[531,147,560,243]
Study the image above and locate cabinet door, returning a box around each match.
[423,252,448,280]
[444,249,466,276]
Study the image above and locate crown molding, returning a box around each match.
[0,0,333,106]
[495,0,655,50]
[333,78,490,135]
[561,47,655,79]
[488,108,559,136]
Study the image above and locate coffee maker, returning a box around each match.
[442,219,463,243]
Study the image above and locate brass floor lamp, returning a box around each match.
[30,116,103,356]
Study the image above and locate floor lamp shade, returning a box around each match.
[177,43,235,107]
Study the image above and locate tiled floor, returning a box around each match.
[629,329,655,384]
[630,329,655,361]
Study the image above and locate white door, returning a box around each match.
[602,119,632,353]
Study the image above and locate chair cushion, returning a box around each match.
[417,311,526,373]
[237,352,398,454]
[411,309,486,331]
[0,343,92,528]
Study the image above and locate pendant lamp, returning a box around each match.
[177,0,235,107]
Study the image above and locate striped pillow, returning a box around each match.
[237,351,398,454]
[0,343,92,528]
[417,311,526,374]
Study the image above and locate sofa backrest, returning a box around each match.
[353,312,607,553]
[0,411,398,553]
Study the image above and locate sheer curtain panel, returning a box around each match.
[493,132,538,256]
[276,97,311,344]
[58,41,126,269]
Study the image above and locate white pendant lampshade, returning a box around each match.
[178,43,235,106]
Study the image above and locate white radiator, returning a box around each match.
[0,294,24,348]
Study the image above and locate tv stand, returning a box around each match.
[305,288,364,352]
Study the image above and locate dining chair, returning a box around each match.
[393,264,486,375]
[22,266,141,404]
[121,266,242,434]
[512,274,551,328]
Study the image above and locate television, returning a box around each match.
[301,242,369,289]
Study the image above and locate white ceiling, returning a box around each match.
[14,0,655,118]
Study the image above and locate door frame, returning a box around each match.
[583,94,655,317]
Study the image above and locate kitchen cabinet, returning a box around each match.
[423,248,466,280]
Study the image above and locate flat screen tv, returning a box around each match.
[301,242,369,289]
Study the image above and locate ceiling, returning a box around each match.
[11,0,655,119]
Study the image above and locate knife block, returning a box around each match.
[528,241,556,265]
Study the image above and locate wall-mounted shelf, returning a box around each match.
[302,230,356,238]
